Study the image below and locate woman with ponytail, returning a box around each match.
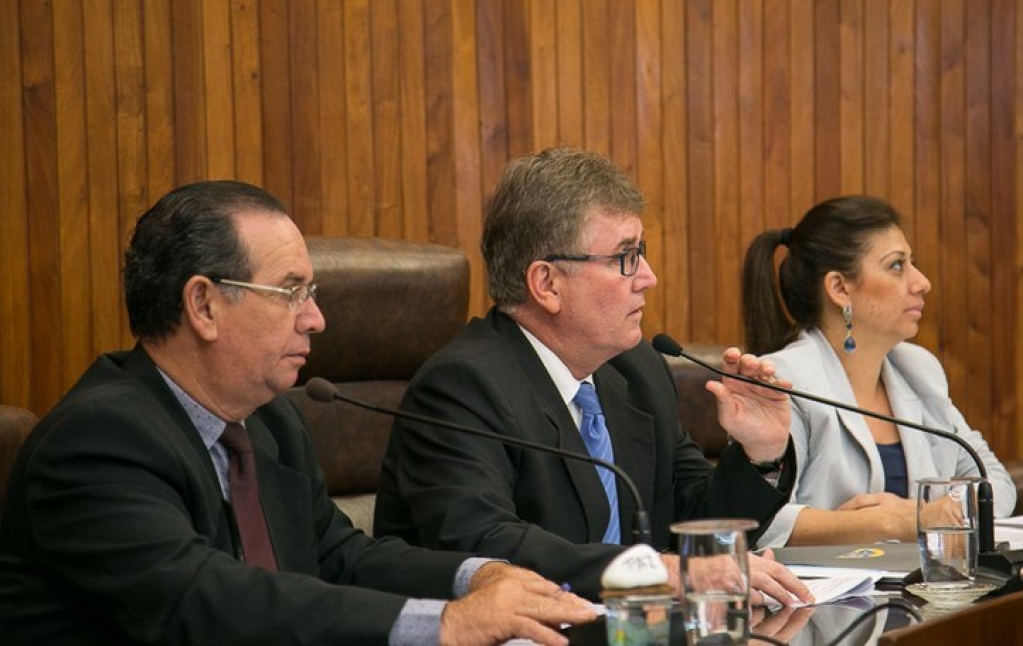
[742,195,1015,548]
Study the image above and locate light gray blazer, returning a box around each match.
[756,328,1016,548]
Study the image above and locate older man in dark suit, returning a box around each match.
[374,148,813,605]
[0,180,594,645]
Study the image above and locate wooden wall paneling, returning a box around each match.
[129,0,163,350]
[685,0,716,342]
[171,0,206,184]
[635,0,666,339]
[290,0,323,234]
[342,0,375,237]
[317,0,348,238]
[53,0,94,390]
[450,0,486,315]
[140,0,176,221]
[938,0,968,416]
[863,0,891,197]
[83,0,122,357]
[989,0,1018,456]
[2,0,1021,456]
[230,0,265,187]
[734,0,763,346]
[476,0,510,205]
[0,0,30,404]
[423,0,458,253]
[555,0,584,147]
[913,0,942,354]
[661,0,690,341]
[814,0,842,201]
[581,0,611,156]
[259,0,294,210]
[788,0,815,216]
[397,0,430,243]
[503,0,534,160]
[888,0,916,224]
[609,0,638,174]
[21,0,62,413]
[202,0,236,180]
[371,0,404,239]
[529,0,559,151]
[964,0,994,449]
[838,0,865,194]
[1015,0,1023,458]
[712,0,739,345]
[763,0,792,234]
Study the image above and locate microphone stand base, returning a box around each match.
[978,550,1023,596]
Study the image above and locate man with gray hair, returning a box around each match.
[375,148,812,605]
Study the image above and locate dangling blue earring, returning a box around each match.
[843,303,856,353]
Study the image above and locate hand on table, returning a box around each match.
[660,549,814,606]
[440,562,596,646]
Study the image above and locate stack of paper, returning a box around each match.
[767,565,885,607]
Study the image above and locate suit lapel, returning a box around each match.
[492,311,618,542]
[122,346,225,493]
[882,359,934,488]
[809,330,886,489]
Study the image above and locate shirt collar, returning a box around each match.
[517,324,592,422]
[157,369,229,450]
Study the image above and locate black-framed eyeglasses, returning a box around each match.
[213,278,318,310]
[543,240,647,277]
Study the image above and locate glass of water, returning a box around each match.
[916,477,980,589]
[671,518,758,645]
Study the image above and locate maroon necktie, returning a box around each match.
[219,423,278,571]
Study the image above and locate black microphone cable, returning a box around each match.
[304,376,654,545]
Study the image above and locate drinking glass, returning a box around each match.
[604,594,676,646]
[671,518,758,645]
[916,477,979,589]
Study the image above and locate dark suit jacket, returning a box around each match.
[374,309,794,600]
[0,346,468,645]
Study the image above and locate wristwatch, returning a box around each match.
[749,455,784,474]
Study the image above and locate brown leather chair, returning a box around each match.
[284,237,470,535]
[0,404,38,503]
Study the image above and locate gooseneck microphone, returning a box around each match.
[651,333,1018,575]
[304,376,653,546]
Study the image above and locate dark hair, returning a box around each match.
[741,195,902,354]
[481,147,645,308]
[124,180,288,340]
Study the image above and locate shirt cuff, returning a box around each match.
[389,599,446,646]
[454,557,502,597]
[388,558,503,646]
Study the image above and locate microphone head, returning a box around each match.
[305,377,340,403]
[652,333,683,357]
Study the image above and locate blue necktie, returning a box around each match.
[574,382,621,544]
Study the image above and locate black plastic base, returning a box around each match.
[972,549,1023,598]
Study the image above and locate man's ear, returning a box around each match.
[182,276,220,341]
[525,260,563,314]
[823,270,852,307]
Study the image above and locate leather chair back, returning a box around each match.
[284,237,470,534]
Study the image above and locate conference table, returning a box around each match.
[555,520,1023,645]
[558,583,1023,645]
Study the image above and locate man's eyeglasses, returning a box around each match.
[213,278,318,310]
[543,240,647,277]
